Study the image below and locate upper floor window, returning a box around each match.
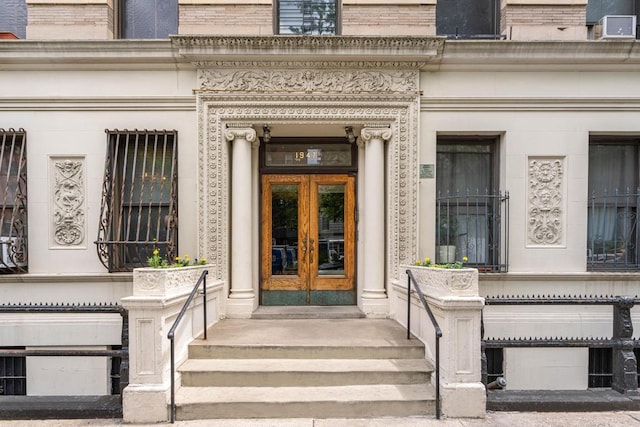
[276,0,338,35]
[436,137,508,272]
[588,137,640,271]
[0,0,27,39]
[0,129,27,274]
[587,0,637,24]
[96,130,177,272]
[436,0,501,39]
[120,0,178,39]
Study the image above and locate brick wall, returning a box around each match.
[342,5,435,36]
[179,5,272,35]
[27,4,112,39]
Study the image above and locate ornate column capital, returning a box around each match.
[359,124,392,147]
[224,124,258,148]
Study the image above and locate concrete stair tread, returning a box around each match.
[176,384,434,404]
[193,318,420,347]
[179,358,433,373]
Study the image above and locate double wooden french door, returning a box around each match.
[260,174,356,305]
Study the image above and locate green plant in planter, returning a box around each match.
[415,256,468,269]
[147,248,206,268]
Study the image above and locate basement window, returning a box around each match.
[0,349,26,395]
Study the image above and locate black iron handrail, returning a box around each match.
[406,269,442,420]
[166,269,208,424]
[0,303,129,397]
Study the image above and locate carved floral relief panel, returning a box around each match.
[51,157,85,248]
[527,157,564,246]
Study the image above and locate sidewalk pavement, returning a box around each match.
[0,412,639,427]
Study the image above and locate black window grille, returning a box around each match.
[110,345,122,395]
[436,138,508,272]
[276,0,338,35]
[588,347,640,388]
[0,348,26,395]
[96,129,177,272]
[436,0,502,39]
[486,348,504,384]
[588,139,640,271]
[0,129,27,274]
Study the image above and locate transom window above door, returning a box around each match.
[276,0,339,35]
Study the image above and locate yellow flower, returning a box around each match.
[200,258,206,263]
[175,256,181,261]
[424,257,431,264]
[463,256,468,262]
[153,249,159,256]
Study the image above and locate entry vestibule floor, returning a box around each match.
[251,305,365,319]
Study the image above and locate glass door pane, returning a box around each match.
[317,184,346,276]
[271,184,299,276]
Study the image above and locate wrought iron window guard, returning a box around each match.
[436,189,509,272]
[588,188,640,271]
[0,128,27,274]
[96,129,178,272]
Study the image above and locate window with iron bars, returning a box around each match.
[96,130,177,272]
[436,138,508,272]
[0,129,27,274]
[276,0,338,35]
[588,347,640,388]
[0,348,26,395]
[588,138,640,271]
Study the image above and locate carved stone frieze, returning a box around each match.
[52,158,85,246]
[527,157,564,245]
[198,69,418,94]
[197,93,419,283]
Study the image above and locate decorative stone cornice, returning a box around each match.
[173,36,444,66]
[198,69,418,94]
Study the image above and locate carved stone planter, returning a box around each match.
[404,265,479,297]
[132,265,210,297]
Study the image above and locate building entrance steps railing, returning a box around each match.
[405,269,442,419]
[167,268,208,424]
[482,295,640,395]
[0,303,128,403]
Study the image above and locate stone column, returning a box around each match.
[359,124,392,316]
[225,124,258,318]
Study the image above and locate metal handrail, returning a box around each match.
[0,303,129,397]
[166,269,208,424]
[406,269,443,420]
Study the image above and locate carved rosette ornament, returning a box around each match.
[527,158,563,245]
[53,159,85,246]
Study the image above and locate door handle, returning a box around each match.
[301,232,308,263]
[309,238,315,264]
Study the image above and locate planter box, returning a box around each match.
[404,265,478,297]
[132,265,210,297]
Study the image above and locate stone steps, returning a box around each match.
[174,318,436,420]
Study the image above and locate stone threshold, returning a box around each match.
[251,305,365,319]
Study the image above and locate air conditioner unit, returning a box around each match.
[596,15,636,39]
